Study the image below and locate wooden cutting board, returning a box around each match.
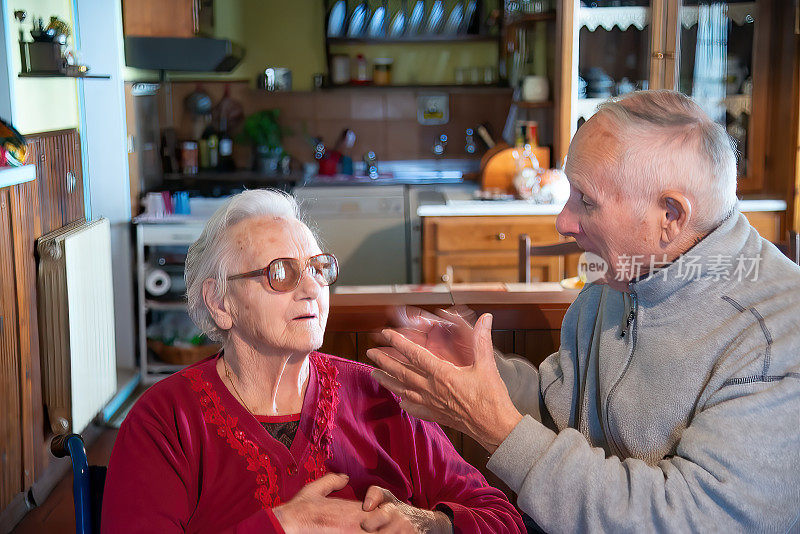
[481,145,551,193]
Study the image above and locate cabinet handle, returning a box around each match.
[651,51,665,60]
[66,171,76,193]
[495,232,506,241]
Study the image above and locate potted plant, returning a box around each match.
[240,109,287,174]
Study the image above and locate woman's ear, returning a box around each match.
[203,278,233,332]
[659,191,692,245]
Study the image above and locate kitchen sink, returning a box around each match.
[303,159,481,186]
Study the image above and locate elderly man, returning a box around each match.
[367,90,800,532]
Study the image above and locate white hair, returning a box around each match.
[185,189,302,342]
[592,90,738,233]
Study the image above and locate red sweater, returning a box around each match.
[101,353,525,533]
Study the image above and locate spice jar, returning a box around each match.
[353,54,370,85]
[373,58,393,86]
[181,141,198,175]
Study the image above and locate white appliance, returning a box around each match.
[293,186,408,285]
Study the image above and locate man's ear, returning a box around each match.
[203,278,233,332]
[659,191,692,245]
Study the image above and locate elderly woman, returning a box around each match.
[102,189,524,533]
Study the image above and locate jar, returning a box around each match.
[353,54,370,85]
[181,141,198,175]
[373,58,393,86]
[331,54,350,85]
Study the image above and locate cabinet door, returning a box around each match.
[671,0,765,190]
[123,0,205,37]
[27,130,85,233]
[573,1,660,132]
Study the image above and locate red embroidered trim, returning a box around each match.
[183,367,281,508]
[182,354,341,509]
[305,353,341,483]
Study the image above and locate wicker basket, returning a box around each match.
[147,339,222,366]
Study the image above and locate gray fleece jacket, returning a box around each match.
[488,211,800,533]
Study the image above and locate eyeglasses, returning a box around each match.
[227,253,339,293]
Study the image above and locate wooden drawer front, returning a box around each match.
[431,216,561,252]
[432,253,561,284]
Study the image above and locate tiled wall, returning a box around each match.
[168,81,521,168]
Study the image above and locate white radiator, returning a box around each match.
[37,218,117,434]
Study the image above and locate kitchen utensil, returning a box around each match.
[426,0,445,33]
[327,0,346,36]
[257,67,292,91]
[368,5,386,37]
[184,86,212,116]
[348,2,370,37]
[212,83,244,135]
[443,3,463,34]
[389,9,406,37]
[407,0,425,34]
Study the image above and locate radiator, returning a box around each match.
[37,218,117,434]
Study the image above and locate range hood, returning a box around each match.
[124,37,244,72]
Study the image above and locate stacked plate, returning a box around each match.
[327,0,480,38]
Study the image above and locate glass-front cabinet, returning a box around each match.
[562,0,765,191]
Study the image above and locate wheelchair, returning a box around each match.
[50,433,107,534]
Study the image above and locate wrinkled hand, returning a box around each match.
[273,473,370,533]
[360,486,452,534]
[391,306,477,367]
[367,313,522,453]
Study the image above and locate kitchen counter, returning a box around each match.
[326,282,579,336]
[417,198,788,217]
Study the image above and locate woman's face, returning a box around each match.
[219,216,330,357]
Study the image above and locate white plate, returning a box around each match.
[389,9,406,37]
[426,0,444,34]
[348,3,369,37]
[368,6,386,37]
[327,0,346,37]
[407,0,425,34]
[443,3,463,34]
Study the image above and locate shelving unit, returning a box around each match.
[0,164,35,189]
[135,220,207,384]
[18,72,110,79]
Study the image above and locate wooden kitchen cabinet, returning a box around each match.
[26,130,85,234]
[552,0,798,208]
[422,215,577,284]
[123,0,214,38]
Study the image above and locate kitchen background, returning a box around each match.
[1,1,798,529]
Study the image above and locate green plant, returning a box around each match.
[240,109,286,151]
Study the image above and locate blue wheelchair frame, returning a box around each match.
[51,433,105,534]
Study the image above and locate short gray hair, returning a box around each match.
[592,90,738,232]
[185,189,301,342]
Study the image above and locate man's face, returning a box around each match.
[556,117,662,289]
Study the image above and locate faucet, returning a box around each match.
[432,134,448,158]
[465,128,476,155]
[363,151,378,179]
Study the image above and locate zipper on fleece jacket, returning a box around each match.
[605,290,638,457]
